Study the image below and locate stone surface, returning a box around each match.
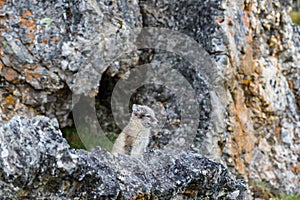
[0,116,246,199]
[139,0,300,197]
[0,0,299,199]
[0,0,142,126]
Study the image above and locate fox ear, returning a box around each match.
[132,104,139,112]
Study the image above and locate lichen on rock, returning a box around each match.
[0,116,246,199]
[0,0,299,199]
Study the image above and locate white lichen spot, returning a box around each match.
[1,148,9,157]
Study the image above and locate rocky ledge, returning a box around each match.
[0,116,246,199]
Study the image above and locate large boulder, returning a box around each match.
[0,116,246,199]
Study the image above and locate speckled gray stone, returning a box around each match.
[0,0,299,198]
[0,0,142,126]
[0,116,246,199]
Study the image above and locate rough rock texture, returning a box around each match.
[139,0,300,197]
[0,0,299,199]
[0,116,246,199]
[0,0,142,126]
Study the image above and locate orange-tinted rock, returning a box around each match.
[1,95,15,110]
[240,45,254,75]
[1,66,18,82]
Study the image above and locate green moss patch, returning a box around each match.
[291,11,300,26]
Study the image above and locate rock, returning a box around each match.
[0,116,246,199]
[281,120,295,144]
[0,0,299,198]
[0,0,142,126]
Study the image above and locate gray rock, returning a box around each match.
[281,120,295,144]
[0,116,246,199]
[0,0,142,126]
[0,0,299,198]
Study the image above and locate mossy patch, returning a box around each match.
[62,126,86,149]
[250,182,300,200]
[62,126,117,151]
[291,11,300,26]
[274,194,300,200]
